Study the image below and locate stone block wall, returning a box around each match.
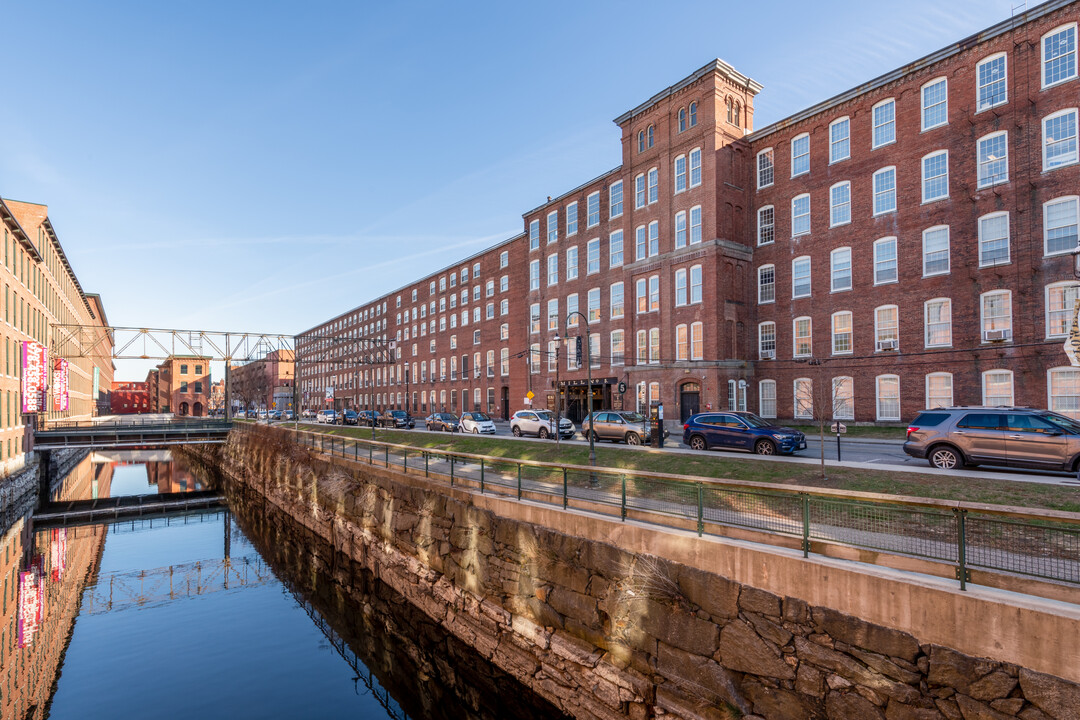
[208,427,1080,720]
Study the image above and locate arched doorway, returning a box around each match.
[679,382,701,423]
[178,401,190,416]
[193,402,203,417]
[501,387,510,420]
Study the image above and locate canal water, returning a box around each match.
[1,451,565,719]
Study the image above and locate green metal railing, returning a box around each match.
[246,425,1080,592]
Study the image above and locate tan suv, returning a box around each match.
[903,407,1080,471]
[581,411,667,445]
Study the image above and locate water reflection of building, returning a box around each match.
[146,460,200,493]
[0,454,108,720]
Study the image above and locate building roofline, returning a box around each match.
[613,58,764,127]
[748,0,1073,142]
[0,198,43,263]
[298,231,527,337]
[522,167,623,217]
[42,217,95,318]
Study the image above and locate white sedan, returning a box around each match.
[460,411,497,434]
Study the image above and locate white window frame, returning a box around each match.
[587,191,600,227]
[831,311,853,355]
[758,322,776,360]
[980,290,1013,343]
[1043,108,1078,171]
[758,264,775,305]
[872,167,896,216]
[609,181,623,219]
[587,238,600,275]
[921,150,949,203]
[690,206,702,244]
[873,237,898,286]
[924,297,953,348]
[977,131,1009,188]
[611,330,625,367]
[757,206,774,246]
[566,201,578,237]
[567,246,579,280]
[791,133,810,177]
[757,148,774,189]
[1047,367,1080,419]
[608,231,623,268]
[830,247,852,292]
[874,305,899,352]
[922,225,950,277]
[1042,23,1078,89]
[689,148,702,188]
[793,316,812,358]
[647,167,659,205]
[1044,196,1080,256]
[792,256,811,299]
[829,181,851,227]
[674,154,687,194]
[829,117,850,164]
[921,77,948,131]
[833,376,854,420]
[759,379,777,418]
[872,98,896,149]
[690,265,702,305]
[1045,281,1080,339]
[978,212,1011,268]
[547,210,558,244]
[926,372,954,409]
[982,369,1015,407]
[794,378,813,419]
[675,268,688,307]
[976,53,1008,112]
[675,211,687,249]
[875,375,901,421]
[791,194,811,237]
[610,281,625,319]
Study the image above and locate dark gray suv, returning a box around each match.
[903,407,1080,471]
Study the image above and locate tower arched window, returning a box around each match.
[726,98,733,123]
[637,130,645,153]
[678,108,687,132]
[689,102,697,127]
[647,124,654,148]
[734,103,741,126]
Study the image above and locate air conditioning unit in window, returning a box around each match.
[984,329,1012,342]
[877,339,899,351]
[760,350,776,360]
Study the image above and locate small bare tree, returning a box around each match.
[794,365,853,479]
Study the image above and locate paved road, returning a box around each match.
[281,418,1080,487]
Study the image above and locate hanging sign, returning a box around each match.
[52,359,70,411]
[21,341,48,414]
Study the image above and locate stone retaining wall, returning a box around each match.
[204,428,1080,720]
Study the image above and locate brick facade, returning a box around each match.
[301,0,1080,426]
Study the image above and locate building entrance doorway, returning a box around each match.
[680,382,701,423]
[564,382,611,424]
[501,387,509,420]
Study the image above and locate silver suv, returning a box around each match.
[510,410,575,439]
[903,407,1080,471]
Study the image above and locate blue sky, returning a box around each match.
[0,0,1032,379]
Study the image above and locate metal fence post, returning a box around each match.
[697,483,704,536]
[955,508,969,591]
[355,441,358,461]
[369,443,373,464]
[403,449,407,473]
[516,463,522,500]
[480,459,485,494]
[385,446,389,468]
[425,452,429,477]
[562,468,568,509]
[621,476,627,521]
[801,494,810,558]
[450,457,455,487]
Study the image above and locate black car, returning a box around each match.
[341,410,358,426]
[380,410,415,429]
[357,410,380,427]
[425,413,460,432]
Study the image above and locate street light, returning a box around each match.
[565,311,596,474]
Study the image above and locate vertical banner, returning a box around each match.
[325,386,334,405]
[21,341,47,414]
[52,358,70,412]
[17,559,45,648]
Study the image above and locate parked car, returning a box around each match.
[581,411,666,445]
[426,413,460,432]
[283,410,295,421]
[341,409,358,426]
[380,410,415,429]
[356,410,381,427]
[270,410,282,421]
[510,410,575,440]
[903,407,1080,471]
[302,409,315,419]
[317,410,337,424]
[460,411,496,434]
[682,412,806,455]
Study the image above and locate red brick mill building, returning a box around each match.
[300,0,1080,426]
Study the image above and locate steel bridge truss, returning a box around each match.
[50,324,295,362]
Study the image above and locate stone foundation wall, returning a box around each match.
[203,428,1080,720]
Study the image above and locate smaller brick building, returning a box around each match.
[110,381,151,414]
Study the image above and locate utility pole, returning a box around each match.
[554,338,561,449]
[566,312,596,474]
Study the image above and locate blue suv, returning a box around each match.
[682,412,807,455]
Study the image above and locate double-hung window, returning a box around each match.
[587,191,600,227]
[757,206,774,245]
[675,211,687,249]
[529,220,540,251]
[566,202,578,236]
[689,265,701,304]
[977,54,1007,110]
[875,305,899,351]
[609,181,623,218]
[689,148,701,187]
[830,182,851,226]
[648,276,659,312]
[921,78,948,130]
[829,118,850,163]
[876,376,901,421]
[757,148,774,188]
[635,174,646,209]
[983,370,1014,406]
[873,238,898,285]
[872,99,896,148]
[830,247,852,292]
[647,168,659,204]
[587,238,600,274]
[792,194,811,236]
[793,317,812,357]
[1046,282,1080,337]
[758,323,776,359]
[1043,109,1078,170]
[922,151,949,202]
[547,253,558,286]
[792,257,811,298]
[832,312,852,354]
[609,231,623,267]
[567,246,579,279]
[529,259,540,291]
[978,212,1010,267]
[922,226,950,276]
[648,221,659,256]
[689,206,702,244]
[1042,24,1077,88]
[977,131,1009,187]
[674,155,687,193]
[587,288,600,323]
[546,210,558,244]
[635,225,647,261]
[926,373,953,410]
[610,282,624,318]
[791,134,810,177]
[675,269,688,306]
[873,167,896,215]
[758,265,775,304]
[925,298,952,347]
[981,290,1013,342]
[1045,196,1079,255]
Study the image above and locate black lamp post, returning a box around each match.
[565,311,595,472]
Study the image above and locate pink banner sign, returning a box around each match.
[52,358,69,412]
[21,341,47,414]
[17,561,45,649]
